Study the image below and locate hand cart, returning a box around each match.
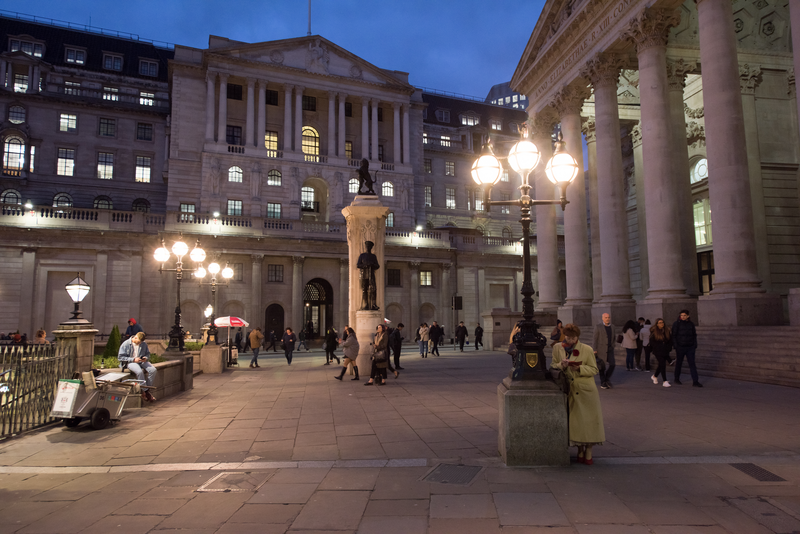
[51,371,150,430]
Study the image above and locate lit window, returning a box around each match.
[135,156,151,183]
[11,39,44,57]
[29,145,35,172]
[423,133,428,144]
[94,196,113,210]
[345,140,353,160]
[461,115,479,126]
[267,203,281,219]
[265,130,278,155]
[475,192,483,211]
[60,113,77,132]
[137,123,154,141]
[13,74,28,93]
[1,189,21,204]
[3,137,25,176]
[302,95,316,111]
[501,193,510,214]
[99,118,116,137]
[694,198,712,246]
[228,166,243,182]
[65,48,86,65]
[139,60,158,77]
[501,169,509,182]
[512,95,518,102]
[103,54,123,71]
[445,161,455,176]
[441,135,450,147]
[505,96,511,104]
[386,212,394,227]
[266,90,279,106]
[520,95,526,100]
[132,198,151,212]
[103,87,119,101]
[513,104,519,109]
[490,119,502,131]
[227,199,243,216]
[267,169,281,186]
[57,148,75,176]
[424,186,432,208]
[97,152,114,179]
[382,181,394,197]
[53,193,72,207]
[349,178,359,194]
[446,187,456,209]
[139,92,155,106]
[268,264,283,282]
[690,158,708,184]
[301,186,315,204]
[226,125,242,145]
[64,81,80,96]
[180,203,195,222]
[301,126,319,162]
[420,270,432,286]
[8,106,25,124]
[435,110,450,122]
[424,159,432,173]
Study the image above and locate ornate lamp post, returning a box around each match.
[154,239,206,351]
[62,274,91,325]
[472,128,578,380]
[194,261,234,344]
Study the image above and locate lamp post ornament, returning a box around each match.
[154,238,206,351]
[195,261,234,343]
[472,125,578,380]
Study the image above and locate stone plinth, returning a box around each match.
[636,298,698,325]
[591,302,637,327]
[161,351,194,391]
[558,304,592,326]
[498,376,569,466]
[53,323,99,373]
[698,292,783,326]
[790,288,800,326]
[199,344,225,374]
[355,310,382,373]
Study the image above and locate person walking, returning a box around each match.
[389,323,404,370]
[364,324,389,386]
[640,319,652,371]
[649,318,672,387]
[622,320,639,371]
[334,327,360,381]
[455,321,468,351]
[550,319,565,347]
[297,328,309,352]
[234,328,243,352]
[249,327,264,368]
[634,317,645,370]
[550,323,605,465]
[429,321,442,357]
[672,309,701,387]
[418,323,430,358]
[592,313,616,389]
[324,328,340,365]
[474,323,483,350]
[282,328,297,365]
[264,330,277,352]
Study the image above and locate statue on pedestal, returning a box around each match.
[357,240,380,310]
[357,158,377,195]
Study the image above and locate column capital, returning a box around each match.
[530,109,558,138]
[371,98,380,106]
[338,92,348,100]
[206,72,217,83]
[283,83,294,92]
[622,8,681,53]
[292,256,305,265]
[631,123,643,148]
[340,258,349,267]
[246,77,256,87]
[294,85,305,93]
[581,53,625,89]
[551,85,590,117]
[666,58,697,91]
[392,101,401,110]
[218,72,229,82]
[581,116,597,144]
[251,254,264,263]
[409,261,421,269]
[739,63,762,95]
[258,78,268,87]
[361,96,370,105]
[328,90,337,99]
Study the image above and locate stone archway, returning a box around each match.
[303,278,333,339]
[265,303,285,337]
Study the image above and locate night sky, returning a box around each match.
[11,0,547,99]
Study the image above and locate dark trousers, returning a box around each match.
[674,346,699,383]
[600,347,615,383]
[392,345,402,368]
[370,361,387,381]
[265,340,276,352]
[285,349,293,364]
[458,337,466,351]
[653,352,667,381]
[326,350,339,363]
[643,344,652,370]
[250,347,260,364]
[475,337,482,350]
[634,338,643,367]
[431,340,440,356]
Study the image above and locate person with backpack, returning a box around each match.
[389,323,405,371]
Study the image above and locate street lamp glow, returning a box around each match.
[204,305,213,318]
[154,247,170,263]
[221,266,234,279]
[172,241,189,258]
[190,246,206,263]
[65,275,90,303]
[208,262,221,274]
[195,266,207,278]
[545,132,579,185]
[470,142,502,186]
[507,138,541,176]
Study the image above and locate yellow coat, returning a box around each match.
[551,341,605,445]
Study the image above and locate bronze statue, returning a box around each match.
[357,240,380,310]
[357,158,377,195]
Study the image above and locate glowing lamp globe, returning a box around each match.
[221,266,234,279]
[507,139,541,176]
[154,247,170,263]
[204,305,213,318]
[195,267,207,279]
[172,241,189,258]
[190,247,206,263]
[471,142,502,186]
[65,275,90,303]
[208,262,221,275]
[545,132,579,185]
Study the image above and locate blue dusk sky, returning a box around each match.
[9,1,547,99]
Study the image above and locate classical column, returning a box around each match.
[339,259,349,329]
[695,0,779,324]
[205,73,216,142]
[740,64,772,290]
[582,117,602,302]
[666,59,701,296]
[245,78,256,147]
[402,104,411,164]
[19,249,36,337]
[441,263,452,320]
[625,9,694,321]
[791,2,800,142]
[30,65,39,93]
[630,125,650,299]
[294,86,304,155]
[532,112,561,311]
[129,253,143,325]
[283,84,294,151]
[477,267,487,325]
[328,91,337,157]
[361,97,370,160]
[582,54,635,321]
[0,60,7,90]
[552,86,593,325]
[217,74,228,144]
[371,100,380,161]
[94,252,109,336]
[393,102,401,164]
[292,256,305,333]
[338,93,347,158]
[251,255,263,328]
[257,79,267,150]
[409,262,420,325]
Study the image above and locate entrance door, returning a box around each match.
[303,278,333,338]
[265,304,284,338]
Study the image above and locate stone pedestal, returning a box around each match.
[591,302,637,327]
[698,292,783,326]
[498,377,569,466]
[355,310,382,373]
[637,298,698,325]
[557,304,593,326]
[53,323,99,373]
[161,351,194,391]
[199,344,225,374]
[790,288,800,326]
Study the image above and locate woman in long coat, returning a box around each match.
[649,318,672,387]
[334,327,360,381]
[365,324,389,386]
[550,323,605,465]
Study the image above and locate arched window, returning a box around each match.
[349,177,359,194]
[94,196,113,210]
[502,227,512,239]
[1,189,21,204]
[228,166,243,183]
[53,193,73,208]
[8,106,26,124]
[301,126,319,161]
[386,212,394,227]
[267,169,281,186]
[382,181,394,197]
[301,186,316,212]
[690,158,708,184]
[132,198,151,212]
[3,136,25,176]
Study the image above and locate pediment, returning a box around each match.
[209,35,413,90]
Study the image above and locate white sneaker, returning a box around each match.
[651,375,658,384]
[663,381,671,388]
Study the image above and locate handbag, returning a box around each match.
[322,342,327,351]
[616,334,624,344]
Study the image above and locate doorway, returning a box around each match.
[303,278,333,339]
[265,304,284,338]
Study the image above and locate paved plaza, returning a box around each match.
[1,347,800,533]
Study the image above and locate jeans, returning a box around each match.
[625,348,636,370]
[250,347,260,364]
[600,347,615,384]
[418,340,428,357]
[297,341,308,351]
[674,346,699,383]
[126,361,157,387]
[285,348,293,364]
[653,352,667,381]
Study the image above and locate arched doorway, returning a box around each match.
[303,278,333,339]
[265,304,284,337]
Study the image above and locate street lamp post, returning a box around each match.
[195,261,234,344]
[62,274,91,325]
[472,128,578,381]
[154,239,206,352]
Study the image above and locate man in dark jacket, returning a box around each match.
[592,313,615,389]
[234,328,243,351]
[265,330,277,352]
[389,323,405,369]
[672,309,701,387]
[455,321,468,352]
[123,318,144,341]
[429,321,442,357]
[474,323,484,350]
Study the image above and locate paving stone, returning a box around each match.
[430,494,497,518]
[427,518,503,534]
[249,483,319,504]
[79,514,165,534]
[291,490,369,530]
[114,497,190,515]
[269,467,331,484]
[16,490,140,533]
[364,498,429,516]
[255,427,297,442]
[356,515,427,534]
[227,503,302,523]
[156,491,250,529]
[494,492,570,526]
[318,468,380,490]
[623,500,716,525]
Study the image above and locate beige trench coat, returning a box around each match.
[551,341,605,445]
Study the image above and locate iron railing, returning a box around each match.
[0,344,74,438]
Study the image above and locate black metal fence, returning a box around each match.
[0,344,74,439]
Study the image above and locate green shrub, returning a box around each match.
[103,325,122,360]
[93,353,164,369]
[184,342,205,351]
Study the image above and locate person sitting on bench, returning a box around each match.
[118,332,157,402]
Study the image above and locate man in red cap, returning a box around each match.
[123,318,144,341]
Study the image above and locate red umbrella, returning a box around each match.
[214,317,249,357]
